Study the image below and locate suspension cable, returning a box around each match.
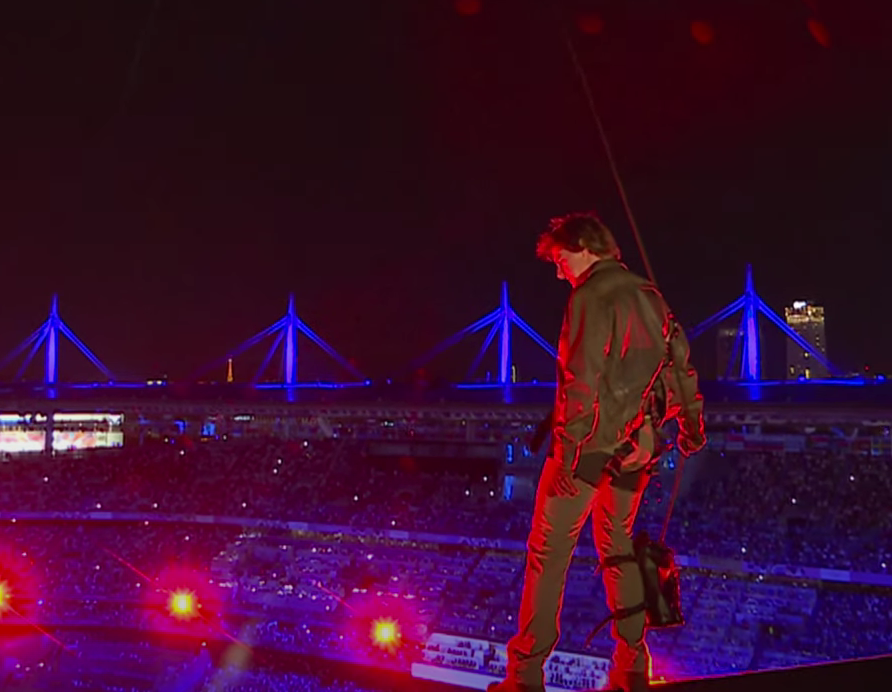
[558,18,658,287]
[556,8,691,545]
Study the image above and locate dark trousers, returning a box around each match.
[506,454,651,687]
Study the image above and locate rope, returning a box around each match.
[556,5,695,546]
[118,0,164,118]
[558,19,658,287]
[660,454,684,544]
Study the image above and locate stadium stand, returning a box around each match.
[0,432,891,690]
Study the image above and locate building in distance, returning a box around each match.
[785,300,827,380]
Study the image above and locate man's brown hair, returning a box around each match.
[536,211,621,261]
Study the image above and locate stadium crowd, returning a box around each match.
[0,433,890,690]
[2,436,891,573]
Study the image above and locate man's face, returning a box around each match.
[552,248,598,285]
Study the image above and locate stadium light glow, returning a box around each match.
[371,617,402,653]
[167,588,198,620]
[0,579,11,616]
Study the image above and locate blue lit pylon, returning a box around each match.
[688,264,837,379]
[196,294,363,386]
[284,294,298,387]
[741,265,760,380]
[413,281,556,384]
[0,295,113,384]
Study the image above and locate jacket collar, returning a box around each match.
[577,257,624,286]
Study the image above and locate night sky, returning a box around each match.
[2,0,890,384]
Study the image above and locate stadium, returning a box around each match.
[3,1,891,690]
[1,263,891,692]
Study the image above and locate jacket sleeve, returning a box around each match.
[664,319,706,456]
[553,288,614,470]
[634,286,705,456]
[529,409,553,454]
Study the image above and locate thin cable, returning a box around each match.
[559,23,658,287]
[660,455,683,544]
[118,0,163,118]
[557,10,694,546]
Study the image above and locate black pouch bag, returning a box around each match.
[584,530,684,648]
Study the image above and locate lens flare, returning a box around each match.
[167,589,198,620]
[0,580,11,617]
[371,617,401,653]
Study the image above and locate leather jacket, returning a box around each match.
[549,259,705,472]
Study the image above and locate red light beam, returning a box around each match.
[103,548,254,654]
[5,602,71,652]
[314,579,357,613]
[102,547,156,585]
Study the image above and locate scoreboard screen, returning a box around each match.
[0,412,124,453]
[52,412,124,451]
[0,414,46,453]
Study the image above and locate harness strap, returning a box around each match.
[586,553,647,648]
[583,602,647,648]
[601,554,637,569]
[594,552,636,576]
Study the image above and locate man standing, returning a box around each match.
[489,212,705,692]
